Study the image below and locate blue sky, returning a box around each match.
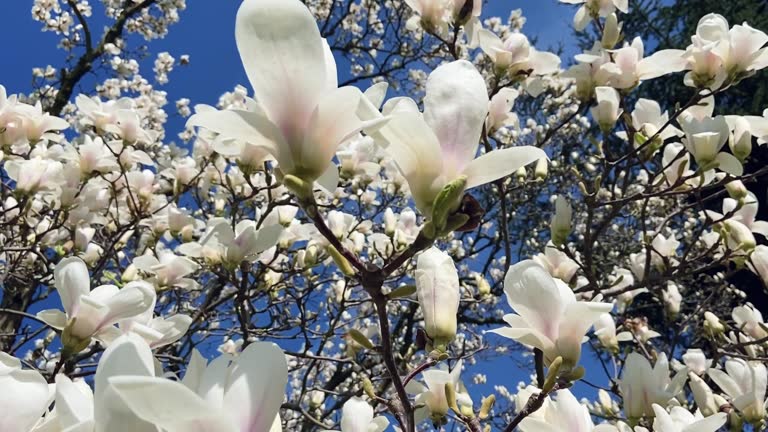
[0,0,576,136]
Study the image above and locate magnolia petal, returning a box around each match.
[682,412,727,432]
[378,112,442,184]
[638,49,687,80]
[478,29,504,60]
[503,260,568,339]
[99,281,156,329]
[187,109,285,167]
[340,397,374,432]
[715,152,743,176]
[224,342,288,432]
[364,82,389,110]
[109,376,237,432]
[235,0,327,134]
[315,161,340,194]
[94,333,156,432]
[423,60,489,175]
[54,257,91,317]
[0,365,49,432]
[37,309,68,329]
[55,375,95,429]
[529,50,561,75]
[707,368,741,399]
[463,146,546,189]
[301,86,367,179]
[252,224,285,255]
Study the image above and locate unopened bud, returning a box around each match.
[327,245,356,277]
[729,117,752,162]
[601,13,622,49]
[535,158,548,180]
[479,394,496,419]
[551,196,572,247]
[704,311,725,335]
[348,329,375,350]
[725,180,748,200]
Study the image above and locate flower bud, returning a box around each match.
[704,311,725,335]
[551,196,572,247]
[729,117,752,162]
[384,208,397,236]
[591,86,622,133]
[722,220,756,253]
[416,247,460,352]
[601,13,622,49]
[689,372,718,416]
[725,180,748,200]
[535,158,548,180]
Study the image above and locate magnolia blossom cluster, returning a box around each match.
[1,0,768,431]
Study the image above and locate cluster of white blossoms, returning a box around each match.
[2,0,768,431]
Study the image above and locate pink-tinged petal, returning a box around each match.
[54,257,91,317]
[0,358,49,432]
[224,342,288,432]
[638,49,687,80]
[94,333,156,432]
[149,314,193,348]
[235,0,327,144]
[300,86,368,180]
[109,376,238,432]
[423,60,489,175]
[463,146,546,189]
[187,108,286,169]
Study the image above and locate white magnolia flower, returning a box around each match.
[489,260,612,368]
[177,218,283,267]
[322,397,389,432]
[593,313,619,352]
[651,404,727,432]
[406,360,472,423]
[188,0,384,193]
[682,349,711,376]
[363,60,545,217]
[109,341,288,432]
[532,241,580,283]
[37,257,156,349]
[133,250,200,290]
[600,37,687,89]
[519,389,595,432]
[679,114,743,175]
[486,88,520,133]
[619,352,687,418]
[683,14,768,89]
[0,352,50,432]
[478,30,561,76]
[415,247,461,350]
[559,0,628,32]
[707,359,767,423]
[732,304,768,340]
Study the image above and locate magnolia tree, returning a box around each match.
[2,0,768,431]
